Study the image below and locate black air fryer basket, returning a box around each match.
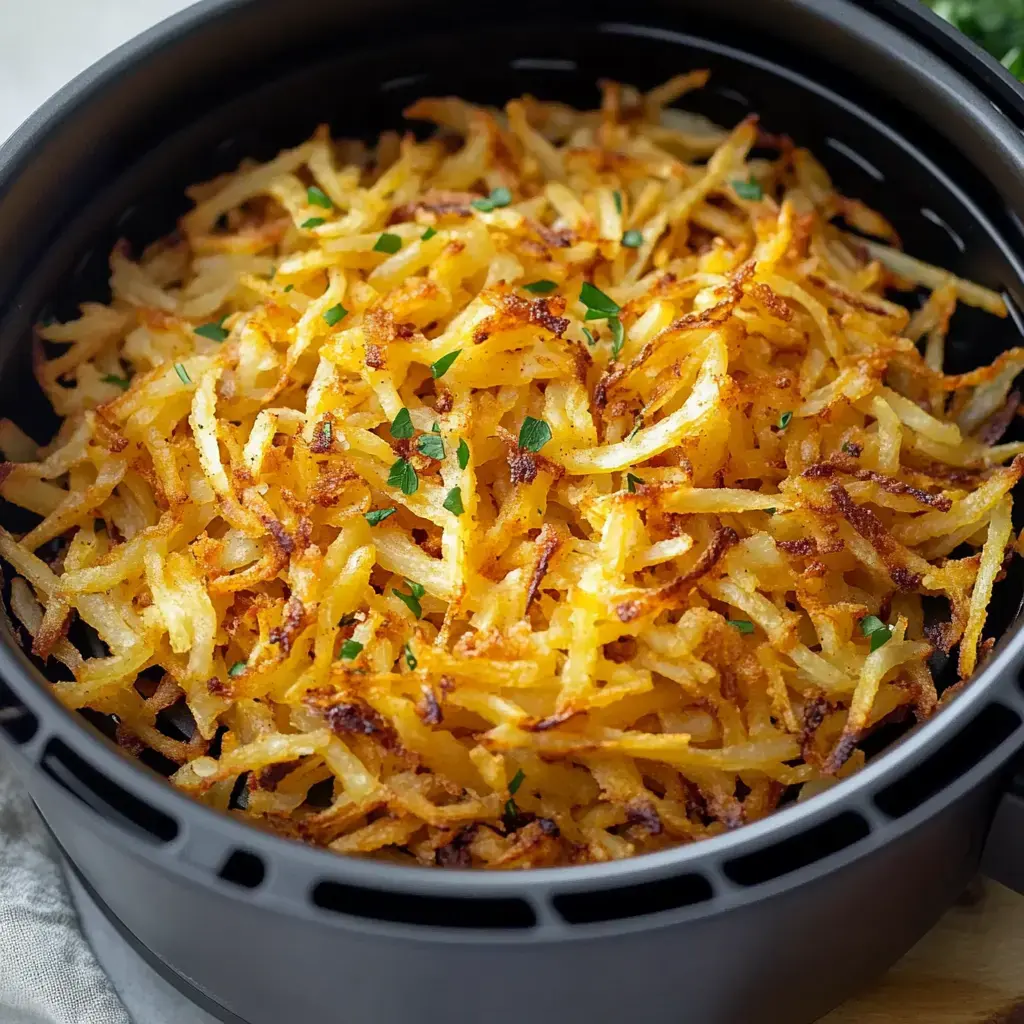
[2,2,1024,1022]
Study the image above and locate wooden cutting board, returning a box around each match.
[824,880,1024,1023]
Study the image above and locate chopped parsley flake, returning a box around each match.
[102,373,131,390]
[609,317,625,358]
[339,640,363,660]
[732,178,763,201]
[306,185,333,209]
[373,232,402,254]
[457,438,470,470]
[364,507,396,526]
[228,661,246,676]
[301,216,325,229]
[387,457,418,494]
[580,281,620,319]
[778,411,793,430]
[728,619,755,634]
[443,486,464,516]
[174,363,191,384]
[621,229,643,248]
[522,280,558,294]
[626,473,644,493]
[416,433,445,460]
[430,349,461,379]
[390,407,414,439]
[323,303,348,327]
[421,226,437,241]
[195,316,229,342]
[518,416,552,453]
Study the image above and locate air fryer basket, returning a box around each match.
[3,1,1024,1022]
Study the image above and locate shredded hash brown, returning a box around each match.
[2,74,1023,868]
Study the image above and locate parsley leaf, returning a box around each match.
[387,458,418,494]
[579,281,620,318]
[390,408,414,439]
[416,433,445,460]
[582,327,597,347]
[471,187,513,212]
[195,315,229,342]
[307,185,333,209]
[421,226,437,241]
[373,232,402,254]
[612,190,623,215]
[860,614,886,636]
[778,411,793,430]
[443,486,464,516]
[430,349,461,379]
[364,507,396,526]
[870,627,894,652]
[728,619,755,634]
[102,373,131,390]
[403,643,418,670]
[283,284,294,293]
[518,417,552,453]
[174,363,191,384]
[301,216,325,229]
[522,280,558,294]
[228,661,246,677]
[323,303,347,327]
[626,473,644,493]
[394,582,422,618]
[732,178,763,201]
[609,317,625,359]
[457,438,470,470]
[621,229,644,248]
[339,639,363,659]
[508,768,526,795]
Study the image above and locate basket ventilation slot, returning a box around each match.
[722,811,870,887]
[39,738,178,843]
[874,701,1021,819]
[552,871,713,925]
[311,882,536,929]
[0,678,37,745]
[218,850,265,890]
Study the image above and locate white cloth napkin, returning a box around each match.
[0,753,131,1024]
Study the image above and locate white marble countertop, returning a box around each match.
[0,0,195,143]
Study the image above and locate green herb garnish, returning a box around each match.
[195,316,229,342]
[778,411,793,430]
[443,486,464,516]
[621,229,643,248]
[582,327,597,347]
[430,349,461,379]
[373,232,402,254]
[471,186,513,212]
[421,226,438,241]
[518,416,552,453]
[364,508,396,526]
[388,457,418,494]
[228,661,246,677]
[609,317,625,359]
[508,768,526,795]
[522,280,558,294]
[174,363,191,384]
[626,473,644,493]
[339,640,363,660]
[307,185,333,209]
[580,281,620,319]
[102,373,131,390]
[403,643,418,670]
[301,216,326,229]
[457,438,470,470]
[394,580,425,618]
[732,178,763,201]
[728,619,755,634]
[323,303,348,327]
[613,190,623,215]
[416,433,445,460]
[390,408,414,439]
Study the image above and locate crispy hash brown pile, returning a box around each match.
[2,73,1023,868]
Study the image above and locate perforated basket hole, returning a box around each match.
[218,849,265,890]
[722,811,870,887]
[311,881,536,929]
[39,738,178,843]
[0,678,38,745]
[873,702,1022,819]
[552,871,713,925]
